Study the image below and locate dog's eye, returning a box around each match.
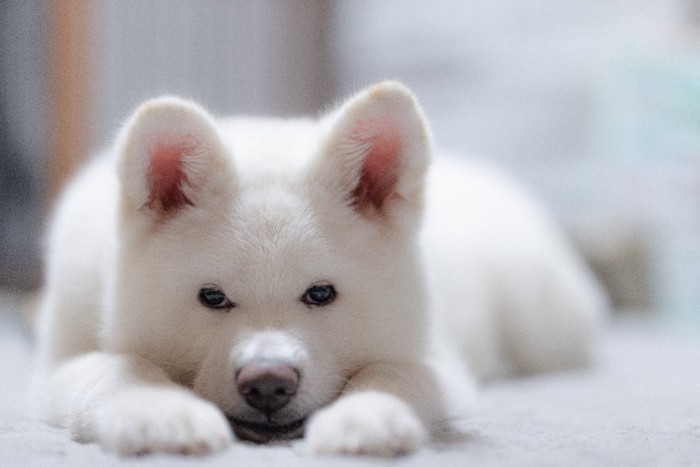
[301,284,336,307]
[198,286,235,311]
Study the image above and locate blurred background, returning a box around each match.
[1,0,699,322]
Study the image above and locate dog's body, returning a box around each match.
[33,82,605,456]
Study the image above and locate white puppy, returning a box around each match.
[32,82,605,457]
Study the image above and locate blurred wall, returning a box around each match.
[91,0,331,152]
[331,0,700,319]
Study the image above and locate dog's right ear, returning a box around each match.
[313,82,431,222]
[116,97,232,220]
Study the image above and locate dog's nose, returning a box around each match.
[236,360,300,416]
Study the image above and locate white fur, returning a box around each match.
[32,82,605,457]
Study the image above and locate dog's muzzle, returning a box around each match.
[231,359,306,442]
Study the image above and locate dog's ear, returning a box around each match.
[316,81,431,219]
[117,97,231,219]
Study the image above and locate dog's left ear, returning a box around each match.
[315,81,431,219]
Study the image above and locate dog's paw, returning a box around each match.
[87,388,233,455]
[305,391,427,457]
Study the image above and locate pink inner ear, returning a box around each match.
[146,136,196,213]
[350,120,401,214]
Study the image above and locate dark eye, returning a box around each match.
[198,285,235,311]
[301,284,336,307]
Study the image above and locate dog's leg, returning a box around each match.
[305,361,443,456]
[33,352,232,455]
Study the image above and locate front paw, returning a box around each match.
[86,388,233,455]
[305,391,427,457]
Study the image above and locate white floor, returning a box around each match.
[2,291,699,466]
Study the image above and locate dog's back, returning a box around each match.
[424,158,606,385]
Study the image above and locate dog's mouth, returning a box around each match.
[229,416,306,443]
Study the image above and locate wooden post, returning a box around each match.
[46,0,93,204]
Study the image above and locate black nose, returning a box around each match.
[236,360,300,417]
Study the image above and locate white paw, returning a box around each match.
[86,388,233,455]
[305,391,427,457]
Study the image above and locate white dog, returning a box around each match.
[32,82,605,457]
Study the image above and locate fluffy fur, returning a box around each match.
[32,82,606,457]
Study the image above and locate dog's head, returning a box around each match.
[107,82,432,442]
